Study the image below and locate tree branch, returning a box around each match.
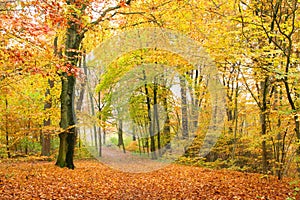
[81,0,132,35]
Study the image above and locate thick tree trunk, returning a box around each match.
[56,0,85,168]
[56,74,76,169]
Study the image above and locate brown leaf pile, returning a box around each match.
[0,159,298,199]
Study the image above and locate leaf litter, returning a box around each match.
[0,159,299,199]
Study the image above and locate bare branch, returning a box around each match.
[81,0,132,35]
[115,11,146,15]
[239,68,262,109]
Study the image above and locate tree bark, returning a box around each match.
[260,77,270,174]
[98,91,102,157]
[143,70,157,159]
[88,89,98,149]
[180,76,189,139]
[42,79,54,156]
[153,78,161,156]
[118,119,126,153]
[55,0,85,169]
[56,74,77,169]
[5,96,10,158]
[55,0,133,168]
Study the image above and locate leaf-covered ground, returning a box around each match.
[0,159,299,199]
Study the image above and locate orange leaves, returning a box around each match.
[119,0,129,8]
[0,160,298,199]
[56,63,81,77]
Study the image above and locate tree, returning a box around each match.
[55,0,132,168]
[0,0,60,158]
[236,0,300,177]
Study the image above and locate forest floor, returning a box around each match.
[0,159,299,200]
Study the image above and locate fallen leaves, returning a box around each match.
[0,159,299,199]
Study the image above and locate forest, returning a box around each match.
[0,0,300,199]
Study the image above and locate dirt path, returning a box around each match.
[97,146,170,173]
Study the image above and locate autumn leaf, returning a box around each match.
[119,0,129,8]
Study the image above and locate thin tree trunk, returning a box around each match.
[143,70,157,159]
[132,124,136,141]
[88,90,98,150]
[98,91,102,157]
[189,69,202,130]
[232,75,239,159]
[103,127,106,145]
[260,77,270,174]
[76,53,87,111]
[42,79,54,156]
[180,76,189,139]
[75,54,87,151]
[137,136,142,155]
[118,119,126,153]
[162,83,171,151]
[153,78,161,156]
[5,96,10,158]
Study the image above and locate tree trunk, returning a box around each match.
[5,96,10,158]
[103,127,106,145]
[98,91,102,157]
[260,77,270,174]
[231,74,239,159]
[56,74,76,169]
[143,70,156,159]
[76,53,87,111]
[180,76,189,139]
[189,69,202,131]
[41,125,51,156]
[118,119,126,153]
[153,78,161,156]
[89,90,98,149]
[55,0,85,169]
[75,54,86,153]
[42,79,54,156]
[162,81,171,151]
